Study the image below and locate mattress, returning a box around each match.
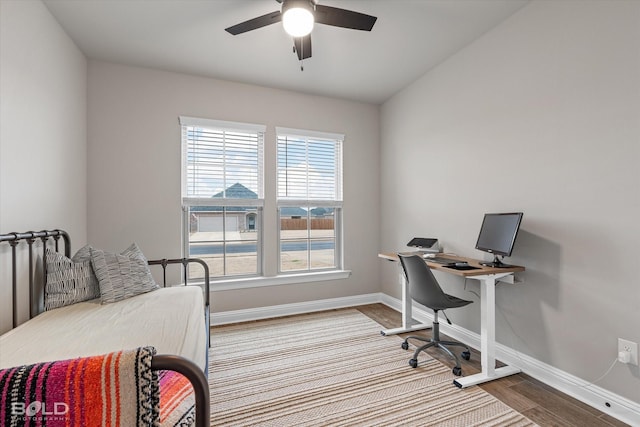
[0,286,207,371]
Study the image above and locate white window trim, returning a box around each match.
[181,116,265,279]
[275,126,344,142]
[205,269,352,291]
[277,199,341,208]
[180,116,266,134]
[183,197,265,208]
[275,127,344,274]
[180,118,348,285]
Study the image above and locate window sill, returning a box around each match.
[208,270,352,291]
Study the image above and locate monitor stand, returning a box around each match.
[480,255,513,268]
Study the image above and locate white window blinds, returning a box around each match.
[276,128,343,205]
[181,116,265,206]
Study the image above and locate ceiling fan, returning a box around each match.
[225,0,377,63]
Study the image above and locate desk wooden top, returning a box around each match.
[378,252,525,277]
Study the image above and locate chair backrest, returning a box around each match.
[398,254,453,310]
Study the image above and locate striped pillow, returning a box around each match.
[44,245,100,310]
[91,243,159,304]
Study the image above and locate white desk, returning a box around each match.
[379,252,525,388]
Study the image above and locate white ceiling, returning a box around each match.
[42,0,529,104]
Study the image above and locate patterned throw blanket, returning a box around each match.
[159,371,195,427]
[0,347,195,427]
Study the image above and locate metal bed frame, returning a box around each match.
[0,229,211,426]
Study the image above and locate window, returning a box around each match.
[277,127,343,273]
[180,116,265,279]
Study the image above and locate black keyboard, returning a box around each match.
[445,264,481,271]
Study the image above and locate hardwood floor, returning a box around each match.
[355,303,629,427]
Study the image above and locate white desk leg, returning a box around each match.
[381,267,432,336]
[482,276,496,377]
[454,275,520,388]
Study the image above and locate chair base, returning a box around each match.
[401,318,470,376]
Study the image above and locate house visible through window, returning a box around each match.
[180,116,265,279]
[277,127,343,273]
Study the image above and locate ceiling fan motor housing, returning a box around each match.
[282,0,316,37]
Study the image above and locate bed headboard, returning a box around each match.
[0,230,70,329]
[1,229,210,333]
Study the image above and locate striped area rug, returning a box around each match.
[209,309,537,426]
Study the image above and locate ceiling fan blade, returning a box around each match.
[294,35,312,60]
[225,10,282,35]
[314,5,377,31]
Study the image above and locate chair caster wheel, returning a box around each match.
[409,359,418,368]
[401,341,409,350]
[461,351,471,361]
[452,366,462,376]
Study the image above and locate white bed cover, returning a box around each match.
[0,286,206,371]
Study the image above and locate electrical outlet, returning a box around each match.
[618,338,638,366]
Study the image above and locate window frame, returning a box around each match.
[275,127,344,274]
[180,116,265,279]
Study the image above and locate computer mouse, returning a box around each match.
[454,262,468,267]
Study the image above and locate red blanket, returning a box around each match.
[0,347,195,427]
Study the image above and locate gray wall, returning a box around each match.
[380,0,639,403]
[87,61,381,313]
[0,0,87,332]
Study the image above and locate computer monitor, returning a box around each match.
[475,212,523,268]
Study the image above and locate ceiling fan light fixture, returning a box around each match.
[282,1,314,37]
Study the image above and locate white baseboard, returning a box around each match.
[379,294,640,426]
[211,293,382,325]
[211,292,640,426]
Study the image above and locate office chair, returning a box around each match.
[398,254,473,376]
